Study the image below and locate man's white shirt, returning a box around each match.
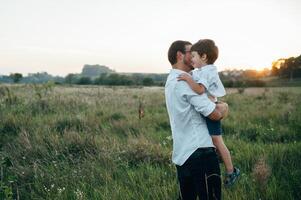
[165,69,216,166]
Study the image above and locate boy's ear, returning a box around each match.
[201,54,207,61]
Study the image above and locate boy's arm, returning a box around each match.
[178,74,206,94]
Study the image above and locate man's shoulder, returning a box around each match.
[175,80,198,98]
[165,78,191,95]
[175,79,192,90]
[165,69,196,95]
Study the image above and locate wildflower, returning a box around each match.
[166,136,172,141]
[58,187,65,194]
[75,189,84,199]
[44,185,50,192]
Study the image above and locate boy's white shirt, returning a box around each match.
[192,65,226,101]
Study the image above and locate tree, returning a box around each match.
[272,55,301,79]
[65,73,78,84]
[9,73,23,83]
[271,65,279,76]
[271,59,285,77]
[142,77,154,86]
[77,77,92,85]
[94,73,108,85]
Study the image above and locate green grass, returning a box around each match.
[0,84,300,199]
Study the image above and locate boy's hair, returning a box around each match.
[191,39,218,64]
[168,40,192,65]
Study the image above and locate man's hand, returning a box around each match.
[207,101,229,121]
[216,101,229,119]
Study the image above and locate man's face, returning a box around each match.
[183,45,193,70]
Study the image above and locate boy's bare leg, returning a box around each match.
[212,135,234,173]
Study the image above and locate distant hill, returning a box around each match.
[81,64,115,77]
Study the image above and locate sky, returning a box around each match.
[0,0,300,76]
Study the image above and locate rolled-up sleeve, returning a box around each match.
[196,78,209,90]
[176,82,216,117]
[187,94,216,116]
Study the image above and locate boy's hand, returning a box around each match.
[177,74,193,82]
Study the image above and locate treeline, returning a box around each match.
[220,54,301,87]
[65,73,167,86]
[1,71,268,87]
[0,72,167,86]
[1,54,300,87]
[0,72,64,84]
[219,69,270,87]
[271,54,301,79]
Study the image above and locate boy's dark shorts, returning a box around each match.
[205,117,222,136]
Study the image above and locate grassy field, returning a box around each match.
[0,84,300,199]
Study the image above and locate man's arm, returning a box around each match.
[178,82,216,117]
[207,102,229,121]
[177,81,229,120]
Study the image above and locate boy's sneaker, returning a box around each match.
[224,167,240,187]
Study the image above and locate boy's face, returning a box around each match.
[191,51,207,68]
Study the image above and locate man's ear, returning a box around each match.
[176,51,183,61]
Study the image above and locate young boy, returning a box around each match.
[178,39,240,187]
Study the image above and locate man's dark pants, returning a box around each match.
[176,147,221,200]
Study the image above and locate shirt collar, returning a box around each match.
[195,64,215,71]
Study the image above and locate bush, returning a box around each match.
[77,77,92,85]
[142,78,154,86]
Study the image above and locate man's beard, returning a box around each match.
[184,59,193,70]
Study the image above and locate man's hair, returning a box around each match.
[168,40,192,65]
[191,39,218,64]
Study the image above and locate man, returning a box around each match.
[165,40,228,199]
